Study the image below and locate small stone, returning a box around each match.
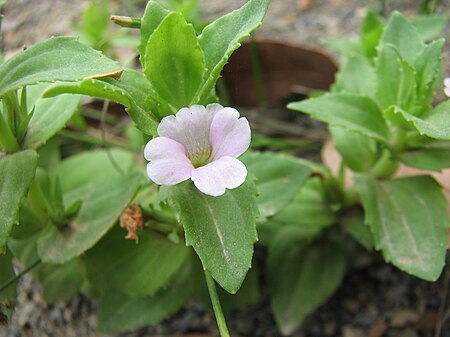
[368,319,387,337]
[391,310,419,327]
[342,326,365,337]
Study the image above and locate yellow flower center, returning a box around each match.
[189,148,212,168]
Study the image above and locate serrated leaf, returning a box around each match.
[269,231,347,335]
[332,55,376,98]
[380,11,424,63]
[37,150,144,263]
[23,94,81,149]
[44,69,159,135]
[144,12,205,111]
[139,0,170,66]
[0,150,38,253]
[97,254,196,334]
[0,37,122,96]
[241,152,310,218]
[86,226,190,298]
[195,0,269,103]
[165,181,258,293]
[384,104,450,140]
[288,93,389,143]
[354,174,448,281]
[375,44,416,111]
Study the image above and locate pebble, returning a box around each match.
[342,326,365,337]
[390,310,419,327]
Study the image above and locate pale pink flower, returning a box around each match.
[144,104,251,197]
[444,78,450,97]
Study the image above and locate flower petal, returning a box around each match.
[191,156,247,196]
[157,104,222,157]
[144,137,193,185]
[210,107,251,160]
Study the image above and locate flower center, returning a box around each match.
[189,148,212,168]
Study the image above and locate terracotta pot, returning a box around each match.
[222,39,337,107]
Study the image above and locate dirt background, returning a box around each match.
[1,1,450,337]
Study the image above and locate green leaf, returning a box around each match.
[384,104,450,140]
[0,250,16,326]
[375,44,416,111]
[23,94,81,149]
[164,181,259,293]
[0,37,122,97]
[97,254,196,334]
[269,231,347,335]
[37,150,144,263]
[361,11,384,59]
[288,93,389,143]
[86,226,190,298]
[139,0,170,66]
[241,152,311,218]
[196,0,269,103]
[0,150,38,253]
[343,210,374,250]
[380,11,424,63]
[78,0,110,50]
[330,125,379,173]
[354,175,449,281]
[332,55,376,98]
[144,12,205,110]
[410,14,448,41]
[401,142,450,171]
[44,69,159,135]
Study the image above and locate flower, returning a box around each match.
[444,78,450,97]
[144,104,251,197]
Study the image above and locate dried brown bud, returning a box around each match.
[119,204,144,243]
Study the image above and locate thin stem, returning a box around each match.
[0,258,42,294]
[205,271,230,337]
[110,15,141,28]
[58,129,132,151]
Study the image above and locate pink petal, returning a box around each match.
[210,107,251,160]
[144,137,193,185]
[191,156,247,196]
[157,104,222,157]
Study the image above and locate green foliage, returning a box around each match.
[0,37,122,97]
[0,150,37,253]
[164,181,259,294]
[78,0,110,51]
[0,251,16,326]
[355,175,448,281]
[241,152,311,218]
[86,226,190,297]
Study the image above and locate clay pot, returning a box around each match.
[222,39,337,107]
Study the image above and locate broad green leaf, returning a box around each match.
[343,210,374,250]
[354,175,448,281]
[23,94,81,149]
[410,14,448,41]
[401,142,450,171]
[165,181,259,293]
[380,11,424,63]
[384,104,450,140]
[330,126,379,173]
[139,0,170,66]
[375,44,416,111]
[86,226,190,298]
[241,152,311,218]
[44,69,159,135]
[361,11,384,59]
[288,93,389,143]
[269,231,347,335]
[0,250,16,326]
[144,12,205,110]
[0,37,122,97]
[259,178,336,246]
[37,150,144,263]
[332,55,376,98]
[196,0,269,103]
[97,255,196,334]
[0,150,38,253]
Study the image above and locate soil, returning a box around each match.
[1,1,450,337]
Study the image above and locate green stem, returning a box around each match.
[0,112,19,152]
[205,271,230,337]
[110,15,141,28]
[58,129,133,151]
[0,258,42,294]
[27,178,50,225]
